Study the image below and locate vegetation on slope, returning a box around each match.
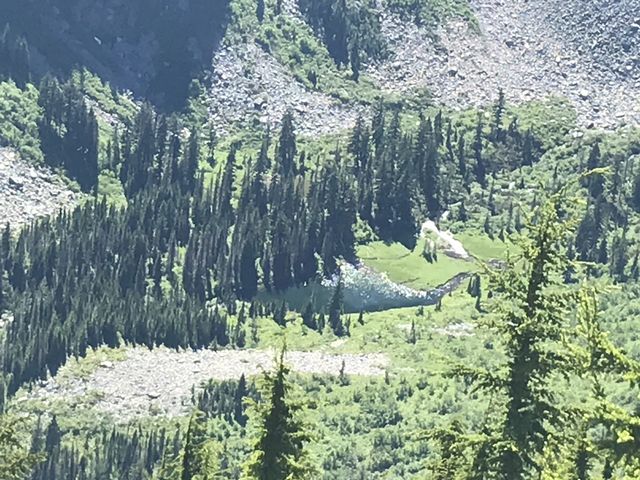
[1,1,640,478]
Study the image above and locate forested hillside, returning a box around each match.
[1,0,640,479]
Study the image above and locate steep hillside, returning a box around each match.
[3,0,231,109]
[371,0,640,129]
[205,0,639,134]
[2,1,640,480]
[6,0,636,132]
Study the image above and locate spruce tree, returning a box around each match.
[350,37,361,81]
[277,111,297,175]
[256,0,265,22]
[586,142,604,199]
[631,171,640,213]
[244,350,316,480]
[438,190,584,479]
[473,114,486,188]
[181,409,218,480]
[492,88,505,142]
[328,277,345,337]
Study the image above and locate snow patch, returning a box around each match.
[421,220,470,260]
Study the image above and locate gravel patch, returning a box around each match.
[27,347,389,421]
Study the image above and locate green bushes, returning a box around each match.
[0,81,43,162]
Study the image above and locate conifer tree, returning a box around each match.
[181,409,219,480]
[522,129,534,167]
[586,142,604,200]
[256,0,265,22]
[416,114,440,217]
[277,111,297,175]
[439,190,584,479]
[474,114,487,188]
[631,171,640,213]
[350,37,361,81]
[243,349,316,480]
[492,88,505,142]
[328,277,345,337]
[301,302,316,330]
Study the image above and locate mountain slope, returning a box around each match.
[203,0,639,135]
[370,0,640,129]
[3,0,231,109]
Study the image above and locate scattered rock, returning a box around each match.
[8,176,24,190]
[27,347,390,421]
[367,0,640,129]
[0,148,78,229]
[208,43,365,136]
[432,322,475,337]
[578,89,590,99]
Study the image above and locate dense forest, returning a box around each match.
[1,0,640,478]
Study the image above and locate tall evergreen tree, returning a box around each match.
[328,276,345,337]
[256,0,265,22]
[438,190,583,479]
[473,114,487,188]
[181,409,219,480]
[244,350,316,480]
[277,111,297,175]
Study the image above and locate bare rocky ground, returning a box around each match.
[368,0,640,129]
[0,148,78,229]
[26,347,389,421]
[208,0,638,136]
[208,42,364,137]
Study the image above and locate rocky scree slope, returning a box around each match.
[0,148,78,229]
[208,0,638,135]
[208,42,365,136]
[368,0,640,129]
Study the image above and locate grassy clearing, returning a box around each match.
[455,231,509,261]
[357,240,474,290]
